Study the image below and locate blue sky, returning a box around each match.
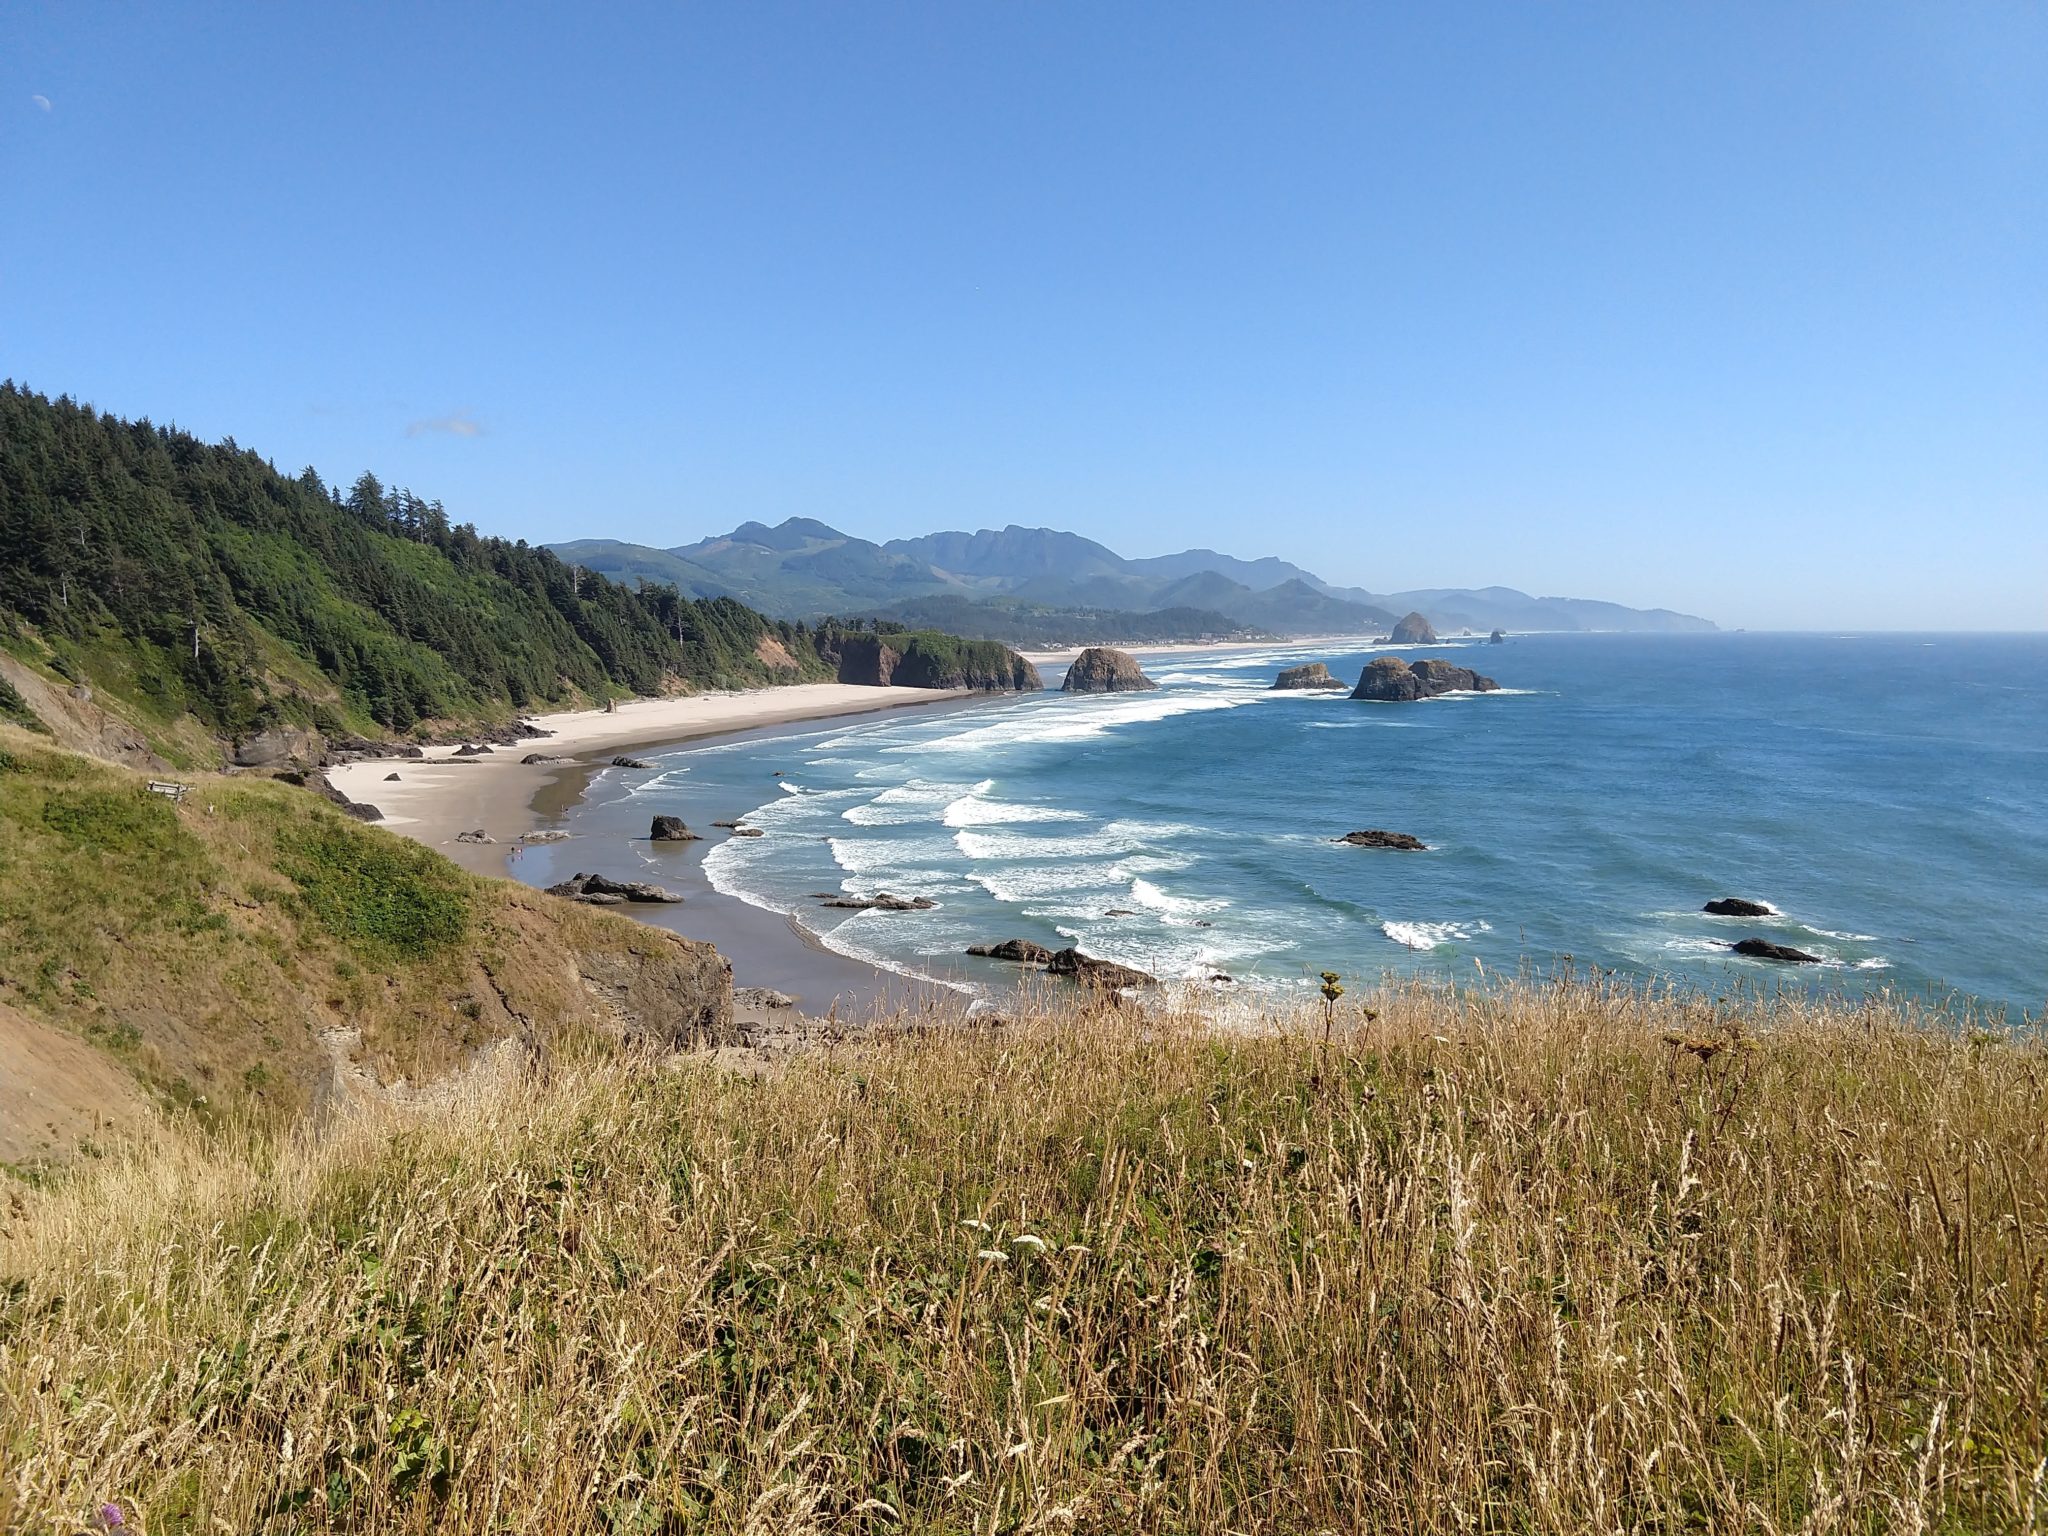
[4,3,2042,629]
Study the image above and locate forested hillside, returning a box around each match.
[0,385,842,744]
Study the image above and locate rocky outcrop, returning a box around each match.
[1389,612,1438,644]
[967,938,1055,964]
[233,726,324,770]
[1061,648,1157,693]
[1732,938,1821,964]
[611,756,655,770]
[453,743,494,756]
[649,815,699,843]
[1490,630,1506,644]
[547,872,685,904]
[1350,657,1499,701]
[829,633,902,687]
[455,829,495,844]
[1045,948,1154,992]
[823,632,1043,691]
[282,769,383,822]
[1705,898,1774,917]
[1336,829,1427,850]
[521,752,573,765]
[573,938,730,1051]
[1272,662,1348,691]
[734,986,796,1010]
[819,892,937,911]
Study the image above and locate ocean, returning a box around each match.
[517,633,2048,1016]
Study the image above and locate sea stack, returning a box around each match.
[1061,647,1157,693]
[1271,662,1349,690]
[1351,656,1499,701]
[1389,611,1438,644]
[1490,629,1506,644]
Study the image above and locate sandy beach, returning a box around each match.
[328,684,975,879]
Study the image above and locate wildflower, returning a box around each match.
[96,1506,125,1531]
[960,1218,991,1232]
[976,1248,1009,1263]
[1011,1234,1046,1251]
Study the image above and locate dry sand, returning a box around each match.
[327,684,972,878]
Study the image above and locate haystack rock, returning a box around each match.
[1350,657,1499,701]
[649,815,699,843]
[1271,662,1349,691]
[1061,647,1157,693]
[1389,612,1438,644]
[1490,630,1506,644]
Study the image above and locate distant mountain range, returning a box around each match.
[551,520,1716,639]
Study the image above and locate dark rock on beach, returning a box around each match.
[1351,656,1498,701]
[820,891,938,912]
[1272,662,1349,691]
[521,752,573,765]
[1061,647,1158,693]
[1705,897,1774,917]
[281,768,382,821]
[384,772,401,781]
[967,938,1055,964]
[612,756,655,770]
[1336,829,1427,850]
[455,829,494,844]
[1732,937,1821,964]
[649,815,699,843]
[1045,948,1154,991]
[731,826,764,837]
[547,872,685,904]
[1389,611,1438,645]
[453,743,494,756]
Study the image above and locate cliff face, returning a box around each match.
[1061,647,1158,693]
[0,731,733,1161]
[821,632,1042,691]
[1389,612,1439,644]
[1351,656,1499,700]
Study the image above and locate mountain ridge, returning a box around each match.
[553,516,1717,640]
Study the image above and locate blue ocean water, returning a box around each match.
[593,635,2048,1014]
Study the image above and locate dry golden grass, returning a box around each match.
[3,975,2044,1533]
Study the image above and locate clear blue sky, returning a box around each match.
[4,3,2042,629]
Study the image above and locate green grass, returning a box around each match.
[3,979,2043,1533]
[274,821,474,964]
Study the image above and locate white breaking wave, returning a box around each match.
[1382,919,1492,951]
[840,778,991,826]
[825,833,961,880]
[955,825,1137,862]
[941,790,1089,827]
[905,693,1246,754]
[1129,877,1229,917]
[968,861,1132,904]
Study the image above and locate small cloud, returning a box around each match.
[405,410,484,439]
[31,95,51,112]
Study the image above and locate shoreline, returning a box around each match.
[327,684,981,879]
[328,684,998,1019]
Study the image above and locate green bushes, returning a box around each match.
[280,824,473,963]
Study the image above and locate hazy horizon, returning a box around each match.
[5,3,2042,631]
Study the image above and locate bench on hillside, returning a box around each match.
[146,780,189,803]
